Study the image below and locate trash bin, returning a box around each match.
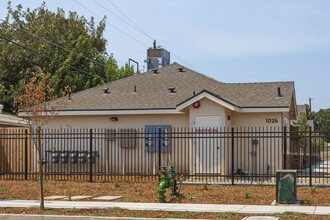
[276,169,297,204]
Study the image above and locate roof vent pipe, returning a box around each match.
[134,85,137,93]
[178,67,184,72]
[193,91,196,96]
[103,88,110,94]
[169,87,176,93]
[153,69,158,74]
[277,87,282,97]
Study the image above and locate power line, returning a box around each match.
[74,0,149,48]
[105,0,154,41]
[100,0,200,71]
[93,0,154,41]
[0,18,107,68]
[0,34,107,82]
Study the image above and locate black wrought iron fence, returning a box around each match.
[0,127,329,185]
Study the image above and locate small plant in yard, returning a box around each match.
[64,188,75,201]
[209,184,223,187]
[107,207,127,212]
[182,211,201,216]
[114,180,119,188]
[140,210,157,214]
[175,195,182,203]
[215,212,236,218]
[91,193,106,197]
[137,189,144,196]
[244,191,252,199]
[301,198,317,205]
[304,186,317,193]
[64,208,80,212]
[39,210,60,215]
[5,197,21,200]
[19,206,39,210]
[274,211,308,218]
[128,214,145,218]
[202,182,208,190]
[0,188,5,193]
[183,194,200,199]
[43,187,49,193]
[310,186,317,193]
[167,215,185,219]
[91,213,108,217]
[257,181,264,186]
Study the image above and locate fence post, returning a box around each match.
[283,126,287,169]
[24,129,28,180]
[89,129,93,182]
[231,127,234,185]
[158,127,161,182]
[309,127,312,187]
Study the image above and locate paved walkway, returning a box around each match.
[0,200,329,215]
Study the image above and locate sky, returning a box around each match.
[1,0,330,111]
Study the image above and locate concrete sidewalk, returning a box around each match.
[0,200,329,215]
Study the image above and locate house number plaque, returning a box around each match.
[266,118,278,123]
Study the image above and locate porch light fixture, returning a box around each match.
[110,117,118,121]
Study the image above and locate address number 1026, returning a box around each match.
[266,118,278,123]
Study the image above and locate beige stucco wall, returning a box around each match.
[42,98,287,177]
[47,114,189,129]
[231,112,282,127]
[188,98,226,128]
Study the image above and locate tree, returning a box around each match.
[15,68,70,210]
[0,1,134,112]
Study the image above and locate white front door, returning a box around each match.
[194,115,223,174]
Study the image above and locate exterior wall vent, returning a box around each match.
[169,87,176,93]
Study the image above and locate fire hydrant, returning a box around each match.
[157,166,179,203]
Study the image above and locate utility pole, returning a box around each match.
[309,97,312,120]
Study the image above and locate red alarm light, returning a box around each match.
[193,101,200,108]
[227,115,231,120]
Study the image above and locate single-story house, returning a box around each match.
[20,63,299,178]
[0,105,27,127]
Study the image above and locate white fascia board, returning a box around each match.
[239,107,290,113]
[176,92,237,111]
[20,109,185,116]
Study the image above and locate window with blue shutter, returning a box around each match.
[145,125,171,152]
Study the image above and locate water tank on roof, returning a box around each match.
[146,40,170,71]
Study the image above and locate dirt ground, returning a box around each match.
[0,180,329,206]
[0,180,329,219]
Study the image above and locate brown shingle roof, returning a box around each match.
[57,63,294,111]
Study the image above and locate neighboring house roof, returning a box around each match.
[291,104,314,129]
[0,112,28,127]
[297,105,307,117]
[48,63,295,114]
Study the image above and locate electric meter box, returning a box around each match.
[276,169,297,204]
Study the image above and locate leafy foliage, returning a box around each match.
[0,1,134,112]
[13,68,66,128]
